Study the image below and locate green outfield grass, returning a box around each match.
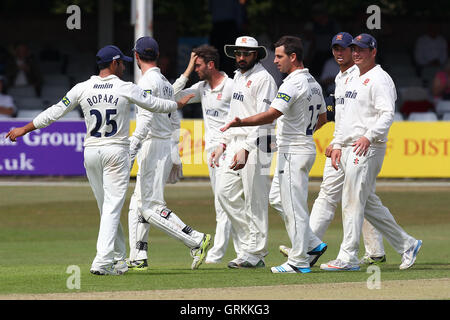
[0,181,449,295]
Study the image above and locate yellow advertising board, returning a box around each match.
[130,120,450,178]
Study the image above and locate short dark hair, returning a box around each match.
[97,59,113,70]
[137,48,158,62]
[193,45,220,69]
[274,36,304,63]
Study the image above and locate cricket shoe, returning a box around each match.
[279,243,327,267]
[191,234,212,270]
[227,256,265,269]
[307,243,328,267]
[320,259,360,271]
[114,260,129,274]
[271,262,311,274]
[399,239,422,270]
[90,263,126,276]
[126,259,148,271]
[359,255,387,265]
[279,245,290,258]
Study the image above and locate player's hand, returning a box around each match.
[177,93,195,109]
[210,144,225,168]
[325,144,333,157]
[128,136,141,170]
[220,117,242,132]
[5,127,27,142]
[182,53,198,78]
[230,149,249,171]
[352,136,371,156]
[167,163,183,184]
[331,149,341,171]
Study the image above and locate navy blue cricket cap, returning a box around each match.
[331,32,353,48]
[133,36,159,57]
[96,45,133,64]
[351,33,377,49]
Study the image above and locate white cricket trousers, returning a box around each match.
[205,149,240,262]
[337,146,416,265]
[84,145,129,270]
[309,156,385,257]
[269,153,323,267]
[128,138,203,262]
[216,136,272,263]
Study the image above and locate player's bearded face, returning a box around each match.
[195,57,208,80]
[113,60,125,78]
[235,50,257,71]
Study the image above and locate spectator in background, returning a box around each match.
[432,58,450,103]
[319,56,340,95]
[0,76,16,118]
[308,4,341,78]
[258,33,284,88]
[414,23,448,73]
[6,43,43,96]
[0,46,11,75]
[209,0,247,78]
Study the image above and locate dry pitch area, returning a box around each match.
[1,278,449,300]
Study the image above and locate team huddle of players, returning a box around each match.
[5,31,422,275]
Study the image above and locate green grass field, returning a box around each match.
[0,180,449,297]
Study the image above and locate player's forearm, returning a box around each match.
[6,121,36,141]
[33,104,68,128]
[173,75,189,95]
[240,109,279,127]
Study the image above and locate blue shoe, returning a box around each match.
[308,243,328,267]
[271,262,311,274]
[399,240,422,270]
[320,259,360,271]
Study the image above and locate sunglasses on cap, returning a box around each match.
[234,50,256,57]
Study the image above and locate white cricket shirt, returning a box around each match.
[173,72,232,151]
[330,64,359,144]
[333,64,396,149]
[132,67,180,141]
[0,93,16,118]
[33,74,177,147]
[223,62,278,151]
[271,68,326,154]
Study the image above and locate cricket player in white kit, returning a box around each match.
[126,37,211,271]
[320,34,422,271]
[221,36,328,273]
[211,36,278,268]
[173,45,240,263]
[278,32,387,265]
[5,45,192,275]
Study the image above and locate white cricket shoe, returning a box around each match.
[279,243,328,267]
[320,259,360,271]
[271,262,311,274]
[90,263,125,276]
[114,260,129,274]
[399,240,422,270]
